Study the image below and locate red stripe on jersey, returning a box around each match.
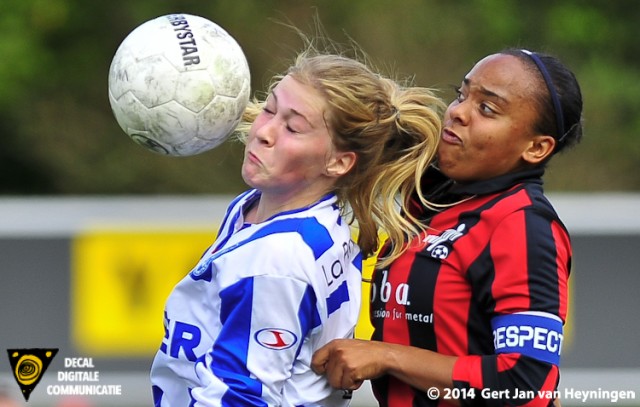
[491,210,533,313]
[452,355,484,388]
[495,353,519,371]
[388,377,415,407]
[433,262,472,356]
[551,222,571,321]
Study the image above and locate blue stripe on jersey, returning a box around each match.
[213,277,267,407]
[188,388,195,407]
[247,217,333,260]
[332,203,342,225]
[491,312,564,366]
[214,190,256,251]
[299,284,322,332]
[326,280,350,316]
[296,285,322,359]
[352,251,363,272]
[152,385,163,406]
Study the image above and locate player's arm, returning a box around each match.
[313,338,458,399]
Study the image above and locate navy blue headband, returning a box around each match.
[521,49,566,142]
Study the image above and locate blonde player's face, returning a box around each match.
[242,75,350,204]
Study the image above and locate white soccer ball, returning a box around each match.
[108,13,251,156]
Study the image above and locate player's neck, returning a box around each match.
[245,190,327,223]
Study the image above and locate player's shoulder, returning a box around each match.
[254,215,345,259]
[487,182,560,222]
[221,192,352,265]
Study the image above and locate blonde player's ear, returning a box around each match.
[325,151,356,177]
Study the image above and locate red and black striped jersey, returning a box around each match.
[370,167,571,407]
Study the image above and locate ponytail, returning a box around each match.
[352,82,444,266]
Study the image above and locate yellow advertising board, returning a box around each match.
[355,256,375,340]
[72,228,215,356]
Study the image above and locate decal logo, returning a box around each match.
[6,348,58,401]
[254,328,298,350]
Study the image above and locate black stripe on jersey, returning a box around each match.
[370,376,389,407]
[466,244,498,355]
[370,268,390,407]
[479,357,502,407]
[407,252,439,351]
[525,208,561,314]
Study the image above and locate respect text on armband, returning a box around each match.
[491,313,563,365]
[493,325,563,354]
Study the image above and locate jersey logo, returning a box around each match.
[422,224,466,259]
[254,328,298,350]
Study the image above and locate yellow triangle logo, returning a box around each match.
[6,348,58,401]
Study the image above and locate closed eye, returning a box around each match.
[263,106,275,115]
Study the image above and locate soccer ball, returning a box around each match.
[108,14,251,156]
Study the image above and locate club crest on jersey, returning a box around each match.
[254,328,298,350]
[190,256,214,281]
[422,224,466,259]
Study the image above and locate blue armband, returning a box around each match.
[491,312,564,366]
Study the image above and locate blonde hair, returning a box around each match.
[237,49,444,267]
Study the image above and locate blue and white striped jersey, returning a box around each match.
[151,189,363,406]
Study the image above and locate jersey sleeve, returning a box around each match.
[452,208,571,407]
